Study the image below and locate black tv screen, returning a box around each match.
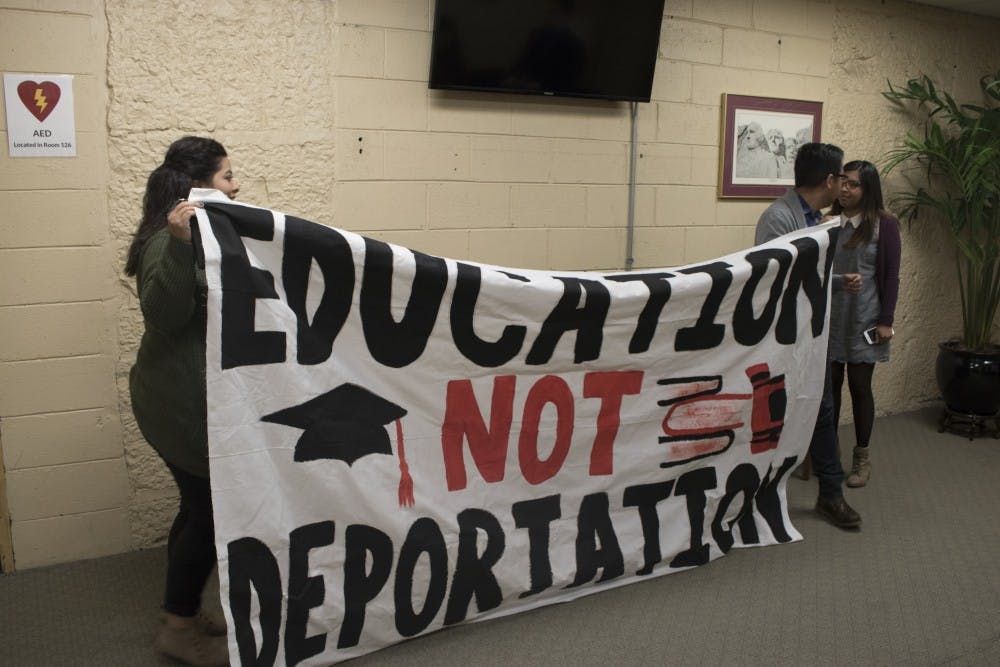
[429,0,666,102]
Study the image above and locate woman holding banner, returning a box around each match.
[827,160,901,489]
[125,136,238,666]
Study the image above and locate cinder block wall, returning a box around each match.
[0,0,130,568]
[2,0,999,568]
[332,0,806,270]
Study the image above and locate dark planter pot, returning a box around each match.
[935,341,1000,416]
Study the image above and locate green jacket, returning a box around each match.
[129,227,209,477]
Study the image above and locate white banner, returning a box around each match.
[193,190,837,666]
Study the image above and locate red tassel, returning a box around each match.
[396,419,414,507]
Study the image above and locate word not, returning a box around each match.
[442,370,644,490]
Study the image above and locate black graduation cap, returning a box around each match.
[261,383,415,506]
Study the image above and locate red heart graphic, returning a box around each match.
[17,80,61,122]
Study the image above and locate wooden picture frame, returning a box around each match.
[718,94,823,199]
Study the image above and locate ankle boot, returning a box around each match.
[846,446,870,487]
[154,621,230,667]
[196,608,227,637]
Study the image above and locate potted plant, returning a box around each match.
[882,71,1000,434]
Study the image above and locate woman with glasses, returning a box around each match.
[827,160,902,487]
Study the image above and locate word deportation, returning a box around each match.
[226,456,798,667]
[204,204,836,371]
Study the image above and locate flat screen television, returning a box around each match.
[429,0,666,103]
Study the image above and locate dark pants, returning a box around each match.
[164,462,216,617]
[810,362,845,499]
[831,361,876,448]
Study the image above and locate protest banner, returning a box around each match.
[192,190,837,665]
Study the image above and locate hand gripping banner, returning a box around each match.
[191,189,838,666]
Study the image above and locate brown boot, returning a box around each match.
[815,495,862,529]
[196,608,228,637]
[846,446,870,487]
[154,621,230,667]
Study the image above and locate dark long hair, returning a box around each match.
[124,136,228,276]
[830,159,887,248]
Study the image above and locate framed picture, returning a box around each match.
[718,94,823,199]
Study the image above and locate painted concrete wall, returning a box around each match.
[1,0,998,568]
[0,0,130,569]
[826,0,1000,431]
[105,0,339,557]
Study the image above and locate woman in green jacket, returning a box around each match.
[125,136,238,666]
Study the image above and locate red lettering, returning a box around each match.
[583,371,644,475]
[518,375,574,485]
[441,377,516,491]
[442,371,646,491]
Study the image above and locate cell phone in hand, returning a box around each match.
[863,327,878,344]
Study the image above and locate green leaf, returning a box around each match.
[883,71,1000,350]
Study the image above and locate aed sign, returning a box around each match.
[4,73,76,157]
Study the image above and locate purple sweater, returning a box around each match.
[876,215,902,326]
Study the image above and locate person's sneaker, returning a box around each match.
[815,495,862,529]
[154,621,230,667]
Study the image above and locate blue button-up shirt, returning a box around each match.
[797,193,823,227]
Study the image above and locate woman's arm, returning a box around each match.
[137,229,197,334]
[877,216,902,327]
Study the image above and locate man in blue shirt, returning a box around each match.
[756,142,862,529]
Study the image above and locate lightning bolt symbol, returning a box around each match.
[34,88,48,114]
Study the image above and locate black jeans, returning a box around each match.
[809,362,846,499]
[164,462,216,617]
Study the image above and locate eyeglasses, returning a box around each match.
[842,179,862,189]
